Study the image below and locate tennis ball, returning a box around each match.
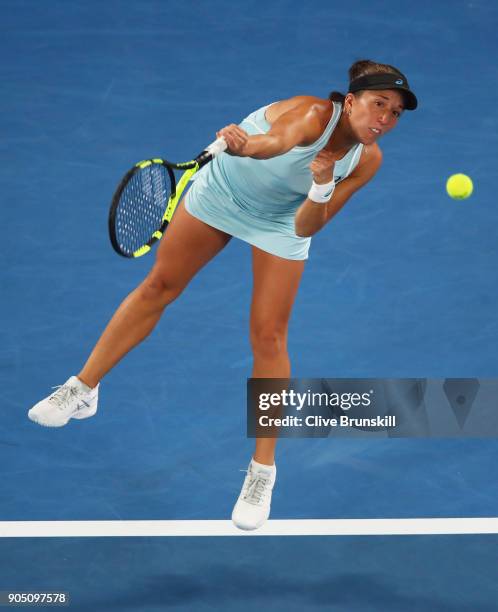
[446,174,473,199]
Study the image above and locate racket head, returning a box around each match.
[108,160,176,258]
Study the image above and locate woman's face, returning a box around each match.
[347,89,404,144]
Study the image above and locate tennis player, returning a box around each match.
[28,59,417,530]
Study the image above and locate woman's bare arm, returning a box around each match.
[216,98,328,159]
[295,145,383,237]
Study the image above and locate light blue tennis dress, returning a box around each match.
[185,101,363,260]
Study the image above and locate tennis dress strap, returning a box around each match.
[294,101,343,152]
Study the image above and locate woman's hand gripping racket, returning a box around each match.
[108,137,227,258]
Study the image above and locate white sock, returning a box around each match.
[73,376,93,393]
[251,458,275,473]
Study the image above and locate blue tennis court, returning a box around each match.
[2,0,498,609]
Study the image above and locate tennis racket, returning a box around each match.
[108,137,227,258]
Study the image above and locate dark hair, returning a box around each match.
[328,59,407,103]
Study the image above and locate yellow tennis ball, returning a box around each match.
[446,174,473,199]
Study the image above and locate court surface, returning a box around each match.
[1,0,498,610]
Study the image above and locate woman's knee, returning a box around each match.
[250,322,288,359]
[139,270,185,306]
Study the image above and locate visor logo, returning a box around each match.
[395,79,404,85]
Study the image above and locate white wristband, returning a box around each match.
[307,179,335,204]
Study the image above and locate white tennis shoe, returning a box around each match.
[232,459,276,531]
[28,376,99,427]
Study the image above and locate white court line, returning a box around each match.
[1,518,498,537]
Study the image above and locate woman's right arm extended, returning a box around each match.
[216,99,326,160]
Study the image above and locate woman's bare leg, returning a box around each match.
[78,202,231,388]
[249,247,305,465]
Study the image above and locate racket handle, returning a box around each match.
[205,137,227,157]
[195,137,227,167]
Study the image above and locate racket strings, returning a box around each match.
[115,165,172,255]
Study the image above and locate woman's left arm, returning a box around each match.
[295,145,383,237]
